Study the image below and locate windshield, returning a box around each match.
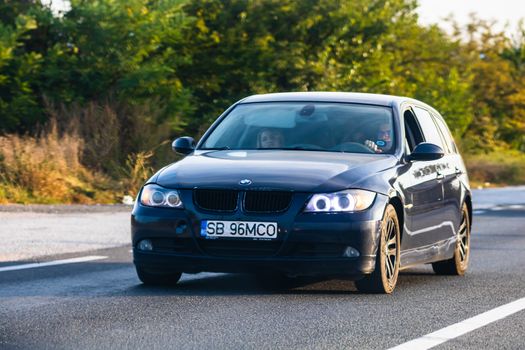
[200,102,396,154]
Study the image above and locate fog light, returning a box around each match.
[138,239,153,251]
[343,246,360,258]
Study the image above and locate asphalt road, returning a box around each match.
[1,188,525,349]
[0,205,130,262]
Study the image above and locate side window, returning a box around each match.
[433,114,457,154]
[403,109,424,152]
[413,106,445,149]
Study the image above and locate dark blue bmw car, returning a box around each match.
[131,92,472,294]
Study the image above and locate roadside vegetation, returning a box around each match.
[1,0,524,203]
[465,151,525,188]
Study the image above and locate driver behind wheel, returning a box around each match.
[364,123,393,153]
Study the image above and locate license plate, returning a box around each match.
[200,220,278,239]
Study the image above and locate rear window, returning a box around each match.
[413,106,445,149]
[433,114,457,154]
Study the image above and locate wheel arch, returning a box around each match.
[388,196,405,244]
[464,194,473,227]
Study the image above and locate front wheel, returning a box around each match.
[432,203,470,275]
[355,204,400,294]
[135,266,182,286]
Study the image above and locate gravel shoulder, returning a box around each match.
[0,204,132,213]
[0,208,132,263]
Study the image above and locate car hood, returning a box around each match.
[155,150,398,193]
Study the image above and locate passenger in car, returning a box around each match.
[257,128,285,148]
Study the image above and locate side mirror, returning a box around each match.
[407,142,444,162]
[172,136,195,155]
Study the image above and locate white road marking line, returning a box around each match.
[0,255,107,272]
[473,210,486,215]
[388,297,525,350]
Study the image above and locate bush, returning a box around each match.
[465,151,525,186]
[0,95,180,204]
[46,98,177,173]
[0,121,117,204]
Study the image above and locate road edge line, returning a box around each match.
[388,297,525,350]
[0,255,108,272]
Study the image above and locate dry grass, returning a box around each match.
[0,98,171,204]
[465,151,525,187]
[0,106,163,204]
[46,98,175,173]
[0,121,117,204]
[119,151,154,198]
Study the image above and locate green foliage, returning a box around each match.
[179,0,421,132]
[42,0,193,130]
[1,0,525,202]
[452,17,525,153]
[0,5,45,132]
[1,0,193,133]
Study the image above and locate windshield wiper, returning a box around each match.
[200,146,231,150]
[255,147,334,152]
[289,148,333,152]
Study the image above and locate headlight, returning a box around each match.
[304,189,376,213]
[139,184,184,208]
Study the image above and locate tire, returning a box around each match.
[432,203,470,275]
[135,266,182,286]
[355,204,400,294]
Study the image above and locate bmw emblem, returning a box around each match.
[239,179,252,186]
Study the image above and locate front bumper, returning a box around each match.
[131,191,388,277]
[134,251,377,277]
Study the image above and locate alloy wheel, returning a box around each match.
[355,204,400,293]
[457,207,470,271]
[384,216,398,287]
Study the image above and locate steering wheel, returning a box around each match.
[330,142,375,154]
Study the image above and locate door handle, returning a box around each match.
[436,171,444,180]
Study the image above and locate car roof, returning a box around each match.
[240,92,416,107]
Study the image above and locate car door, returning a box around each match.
[398,106,448,251]
[431,112,463,239]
